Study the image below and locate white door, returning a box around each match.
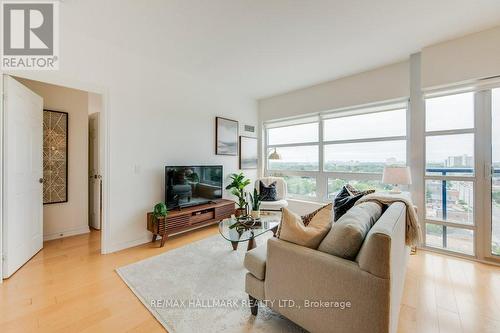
[2,75,43,278]
[89,113,101,229]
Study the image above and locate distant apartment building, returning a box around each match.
[445,155,473,168]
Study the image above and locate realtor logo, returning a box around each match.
[1,1,59,70]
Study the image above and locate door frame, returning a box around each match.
[0,74,112,283]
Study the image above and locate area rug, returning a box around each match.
[116,234,306,333]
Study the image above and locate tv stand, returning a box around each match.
[147,199,235,247]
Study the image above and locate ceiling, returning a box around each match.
[65,0,500,99]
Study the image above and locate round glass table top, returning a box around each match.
[218,212,281,243]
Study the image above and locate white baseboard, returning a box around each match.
[43,225,90,241]
[108,234,152,254]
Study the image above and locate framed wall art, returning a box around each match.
[239,136,258,169]
[216,117,238,156]
[43,109,69,204]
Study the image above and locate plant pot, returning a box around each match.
[235,208,246,218]
[251,210,260,219]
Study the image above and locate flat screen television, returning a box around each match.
[165,165,223,209]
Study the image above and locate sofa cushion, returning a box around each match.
[318,202,382,259]
[333,186,364,221]
[278,204,332,249]
[244,244,267,280]
[259,181,278,201]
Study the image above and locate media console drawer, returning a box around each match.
[190,210,215,224]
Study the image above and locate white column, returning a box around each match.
[409,53,425,247]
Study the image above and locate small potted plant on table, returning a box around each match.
[249,188,262,219]
[226,172,251,217]
[151,202,168,247]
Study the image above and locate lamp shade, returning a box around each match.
[382,166,412,185]
[268,148,281,160]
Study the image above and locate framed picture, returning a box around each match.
[43,110,69,204]
[239,136,258,169]
[216,117,239,155]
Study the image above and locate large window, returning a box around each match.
[265,103,408,200]
[424,92,475,255]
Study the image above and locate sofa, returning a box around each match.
[243,202,410,333]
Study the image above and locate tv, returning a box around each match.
[165,165,223,209]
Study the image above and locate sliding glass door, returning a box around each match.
[424,92,476,256]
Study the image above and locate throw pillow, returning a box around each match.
[345,183,375,196]
[318,202,383,260]
[259,181,278,201]
[278,204,333,249]
[301,203,331,226]
[333,186,364,222]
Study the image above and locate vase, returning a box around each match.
[251,210,260,219]
[235,208,246,217]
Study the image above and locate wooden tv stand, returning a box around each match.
[146,199,235,247]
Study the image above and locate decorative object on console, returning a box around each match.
[153,202,168,221]
[333,186,365,221]
[215,117,238,155]
[382,166,412,194]
[225,172,251,217]
[249,188,262,219]
[256,177,288,211]
[239,136,258,169]
[278,204,332,249]
[43,109,69,204]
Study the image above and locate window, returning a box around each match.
[424,92,475,255]
[265,102,408,201]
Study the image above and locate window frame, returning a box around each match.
[264,101,409,202]
[422,90,478,257]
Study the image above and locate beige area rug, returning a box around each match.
[116,234,306,333]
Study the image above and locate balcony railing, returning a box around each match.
[425,167,500,249]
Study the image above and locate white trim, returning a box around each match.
[0,75,3,283]
[108,235,152,254]
[267,142,319,148]
[43,226,90,241]
[322,135,406,146]
[0,73,111,258]
[424,219,475,230]
[423,76,500,97]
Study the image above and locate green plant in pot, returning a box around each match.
[226,172,251,217]
[152,202,168,223]
[249,188,262,219]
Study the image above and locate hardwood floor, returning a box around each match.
[1,227,499,333]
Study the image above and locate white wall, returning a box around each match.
[259,60,410,121]
[2,2,258,252]
[16,78,90,241]
[422,26,500,89]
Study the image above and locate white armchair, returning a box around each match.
[255,177,288,211]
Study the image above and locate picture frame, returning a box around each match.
[43,109,69,204]
[216,117,239,156]
[239,136,258,169]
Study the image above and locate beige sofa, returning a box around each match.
[244,202,410,333]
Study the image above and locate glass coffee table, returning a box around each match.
[219,212,281,251]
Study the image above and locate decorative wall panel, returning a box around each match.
[43,110,68,204]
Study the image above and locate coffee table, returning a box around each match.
[218,212,281,251]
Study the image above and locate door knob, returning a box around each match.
[39,178,44,184]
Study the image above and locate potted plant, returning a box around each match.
[226,172,251,217]
[153,202,168,223]
[249,188,261,219]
